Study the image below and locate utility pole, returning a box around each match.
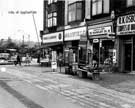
[32,13,40,47]
[22,35,24,46]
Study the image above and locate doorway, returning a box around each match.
[124,43,132,71]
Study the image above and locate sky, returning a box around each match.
[0,0,43,42]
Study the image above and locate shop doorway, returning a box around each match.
[124,43,132,71]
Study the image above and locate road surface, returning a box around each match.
[0,65,135,108]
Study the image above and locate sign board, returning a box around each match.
[117,14,135,35]
[65,27,86,41]
[112,49,116,64]
[109,49,117,64]
[88,26,112,36]
[51,62,57,69]
[52,51,57,62]
[51,51,57,70]
[93,39,99,43]
[43,32,63,43]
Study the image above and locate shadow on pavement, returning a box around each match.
[0,80,44,108]
[94,72,135,85]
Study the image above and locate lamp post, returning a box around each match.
[84,18,90,65]
[111,10,117,65]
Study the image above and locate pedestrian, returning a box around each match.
[37,54,40,63]
[25,54,31,66]
[16,54,21,66]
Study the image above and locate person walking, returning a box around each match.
[16,54,21,66]
[25,54,31,66]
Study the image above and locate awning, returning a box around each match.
[41,42,63,48]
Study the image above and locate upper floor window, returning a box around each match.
[92,0,102,16]
[48,0,57,5]
[92,0,109,16]
[127,0,135,7]
[68,2,83,22]
[48,12,57,27]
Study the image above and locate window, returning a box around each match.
[48,0,57,5]
[76,3,82,20]
[52,12,57,26]
[104,0,109,13]
[68,2,83,22]
[92,0,103,16]
[68,3,76,22]
[127,0,135,7]
[53,0,57,3]
[47,12,57,27]
[92,0,110,16]
[48,13,52,27]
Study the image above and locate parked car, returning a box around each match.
[0,58,12,65]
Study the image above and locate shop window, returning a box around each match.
[79,47,86,64]
[127,0,135,7]
[47,12,57,27]
[91,0,110,16]
[93,40,114,65]
[68,2,83,22]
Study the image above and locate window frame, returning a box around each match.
[91,0,103,16]
[127,0,135,7]
[47,12,57,27]
[68,1,83,23]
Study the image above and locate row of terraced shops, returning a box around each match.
[41,12,135,73]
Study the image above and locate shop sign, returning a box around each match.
[117,14,135,35]
[43,32,63,43]
[65,27,86,41]
[88,26,112,36]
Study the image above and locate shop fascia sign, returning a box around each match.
[117,14,135,35]
[43,32,63,43]
[65,27,86,41]
[88,26,112,36]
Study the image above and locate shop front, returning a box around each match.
[117,13,135,72]
[64,26,87,66]
[88,22,116,66]
[42,31,64,62]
